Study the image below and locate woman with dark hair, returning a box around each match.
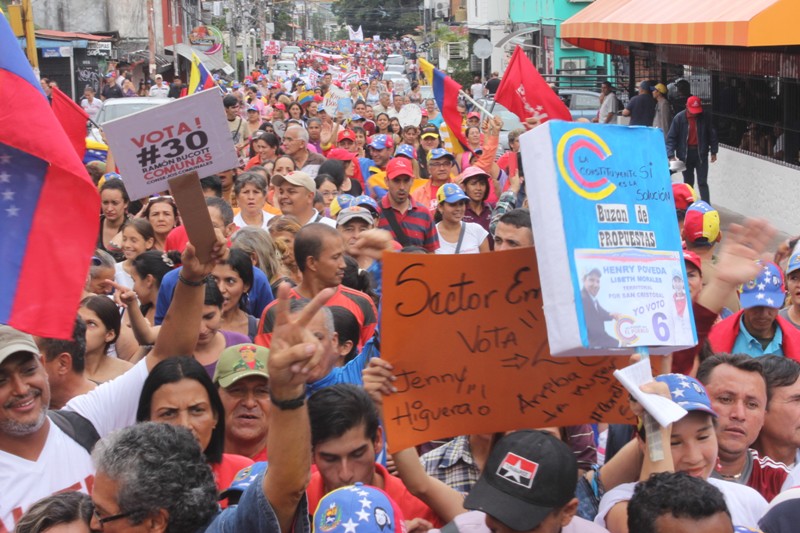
[352,127,368,158]
[390,116,402,137]
[211,249,257,340]
[375,113,391,135]
[136,356,252,498]
[465,125,482,153]
[114,218,155,289]
[98,179,130,262]
[142,196,179,251]
[15,491,93,533]
[245,132,281,169]
[314,173,342,211]
[233,172,273,231]
[330,306,361,366]
[323,151,363,196]
[286,101,303,122]
[78,295,132,382]
[194,278,250,377]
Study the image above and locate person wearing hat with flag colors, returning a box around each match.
[672,183,699,234]
[313,483,409,533]
[434,183,489,255]
[412,148,457,214]
[596,374,767,532]
[651,83,672,138]
[707,261,800,359]
[779,242,800,330]
[666,95,719,203]
[683,201,740,316]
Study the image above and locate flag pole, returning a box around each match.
[459,90,494,118]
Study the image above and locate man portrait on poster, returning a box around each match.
[580,267,620,348]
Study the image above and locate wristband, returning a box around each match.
[270,391,306,410]
[178,273,205,287]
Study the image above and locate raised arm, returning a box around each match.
[146,232,227,370]
[264,284,335,532]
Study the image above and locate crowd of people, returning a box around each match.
[5,39,800,533]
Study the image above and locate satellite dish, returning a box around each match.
[473,39,492,60]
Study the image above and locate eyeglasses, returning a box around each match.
[93,508,138,527]
[429,161,452,168]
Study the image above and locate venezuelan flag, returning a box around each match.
[188,52,217,94]
[418,58,468,152]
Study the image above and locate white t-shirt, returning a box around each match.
[595,478,767,530]
[598,93,618,123]
[471,83,486,100]
[114,261,134,289]
[234,211,275,232]
[0,359,148,531]
[430,511,608,533]
[435,222,488,255]
[80,97,103,120]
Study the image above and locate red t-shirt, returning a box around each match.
[306,463,443,526]
[687,114,698,147]
[212,453,254,508]
[747,449,789,502]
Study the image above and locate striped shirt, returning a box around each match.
[377,196,439,252]
[255,285,377,349]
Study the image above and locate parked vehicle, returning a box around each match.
[476,99,523,155]
[88,97,172,142]
[280,45,301,60]
[558,89,601,121]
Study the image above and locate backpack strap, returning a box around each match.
[47,410,101,454]
[383,208,410,247]
[454,222,467,254]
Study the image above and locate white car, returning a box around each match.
[280,45,301,60]
[274,60,298,76]
[89,97,172,142]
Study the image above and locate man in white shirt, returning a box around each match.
[0,233,227,532]
[470,76,485,100]
[148,74,170,98]
[594,81,618,124]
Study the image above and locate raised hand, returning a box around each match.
[180,229,228,283]
[268,284,335,400]
[714,218,776,286]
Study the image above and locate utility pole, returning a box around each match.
[147,0,157,79]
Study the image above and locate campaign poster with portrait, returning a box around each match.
[521,121,697,356]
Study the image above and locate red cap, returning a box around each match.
[327,148,356,161]
[686,96,703,114]
[421,109,428,117]
[386,157,414,180]
[313,95,324,102]
[467,111,481,119]
[683,249,702,274]
[672,182,698,212]
[337,130,356,143]
[274,103,286,111]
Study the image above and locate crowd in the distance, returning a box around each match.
[5,39,800,533]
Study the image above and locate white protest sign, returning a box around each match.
[323,85,348,115]
[398,104,422,128]
[102,90,239,200]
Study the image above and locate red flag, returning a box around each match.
[495,46,572,124]
[50,87,89,161]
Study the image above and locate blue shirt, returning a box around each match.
[732,316,784,357]
[155,266,274,325]
[306,336,379,394]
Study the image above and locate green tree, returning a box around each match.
[332,0,421,38]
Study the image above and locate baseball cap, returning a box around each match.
[467,111,481,120]
[0,325,40,366]
[330,194,355,218]
[420,125,440,139]
[682,249,702,274]
[353,195,379,214]
[104,72,115,78]
[421,109,428,117]
[787,242,800,275]
[437,183,469,204]
[672,183,699,212]
[655,374,718,417]
[428,148,454,162]
[395,144,416,159]
[683,201,720,244]
[271,171,316,194]
[337,130,356,143]
[351,114,365,122]
[337,206,374,227]
[327,148,356,162]
[313,483,406,533]
[219,462,268,501]
[369,134,393,150]
[212,344,270,388]
[247,105,259,112]
[740,261,785,310]
[654,83,668,95]
[686,96,703,114]
[317,105,327,114]
[464,430,578,531]
[155,74,163,80]
[386,157,413,180]
[274,102,286,111]
[457,166,490,185]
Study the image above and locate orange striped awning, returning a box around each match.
[561,0,797,54]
